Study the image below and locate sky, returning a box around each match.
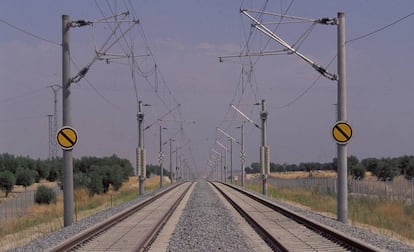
[1,1,413,177]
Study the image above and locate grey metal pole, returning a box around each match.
[169,138,173,184]
[159,125,164,188]
[241,124,245,187]
[230,138,233,183]
[48,85,60,159]
[220,152,223,182]
[137,101,144,195]
[62,15,74,227]
[337,12,348,224]
[179,155,182,180]
[175,145,179,181]
[224,146,228,183]
[260,99,269,196]
[48,115,53,159]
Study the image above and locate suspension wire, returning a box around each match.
[273,55,337,110]
[291,22,316,50]
[0,17,61,46]
[346,10,414,44]
[114,0,184,136]
[70,57,121,109]
[266,8,414,109]
[96,0,140,106]
[0,87,46,104]
[112,0,182,112]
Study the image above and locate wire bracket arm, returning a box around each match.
[241,9,337,81]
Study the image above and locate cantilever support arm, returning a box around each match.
[241,9,337,81]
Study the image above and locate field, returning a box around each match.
[246,171,414,244]
[2,172,414,249]
[0,176,168,251]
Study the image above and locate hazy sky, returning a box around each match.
[1,1,413,175]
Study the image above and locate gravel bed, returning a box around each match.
[8,188,161,252]
[9,180,414,252]
[241,182,414,252]
[167,180,256,252]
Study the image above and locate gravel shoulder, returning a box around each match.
[9,180,414,252]
[167,180,259,252]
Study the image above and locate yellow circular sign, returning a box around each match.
[332,121,352,144]
[56,126,78,150]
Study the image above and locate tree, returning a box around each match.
[0,170,15,197]
[270,162,284,172]
[397,155,414,177]
[35,185,56,204]
[87,171,104,195]
[34,159,50,181]
[351,163,366,180]
[404,158,414,180]
[348,155,359,168]
[374,160,399,181]
[361,158,378,173]
[15,168,35,188]
[250,162,261,173]
[38,158,62,182]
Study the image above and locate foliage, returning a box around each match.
[374,160,400,181]
[0,170,15,197]
[350,163,366,180]
[0,154,62,183]
[0,153,134,196]
[73,155,134,196]
[404,158,414,180]
[15,167,35,188]
[146,164,172,178]
[361,158,378,173]
[245,162,260,174]
[35,185,57,204]
[264,155,411,182]
[248,161,334,174]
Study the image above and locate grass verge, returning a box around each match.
[246,183,414,242]
[0,176,166,250]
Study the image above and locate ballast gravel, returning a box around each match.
[9,180,414,252]
[167,180,256,251]
[8,188,160,252]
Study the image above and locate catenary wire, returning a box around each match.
[70,57,121,110]
[346,10,414,44]
[0,17,61,46]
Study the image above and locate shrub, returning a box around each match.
[35,185,57,204]
[15,167,35,188]
[0,170,15,197]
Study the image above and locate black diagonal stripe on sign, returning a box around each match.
[335,124,350,141]
[60,130,76,146]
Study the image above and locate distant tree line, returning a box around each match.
[73,155,133,195]
[0,153,178,199]
[0,153,61,197]
[245,155,414,181]
[146,164,173,179]
[0,153,133,197]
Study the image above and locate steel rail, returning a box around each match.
[137,182,193,251]
[211,182,284,251]
[49,182,187,252]
[211,182,383,252]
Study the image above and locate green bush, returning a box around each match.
[15,167,35,188]
[0,170,15,197]
[35,185,57,204]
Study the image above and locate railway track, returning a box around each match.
[48,182,193,252]
[211,182,384,252]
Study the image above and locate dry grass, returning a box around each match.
[0,176,171,250]
[246,182,414,244]
[269,170,337,179]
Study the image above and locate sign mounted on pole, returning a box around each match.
[56,126,78,150]
[332,121,352,144]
